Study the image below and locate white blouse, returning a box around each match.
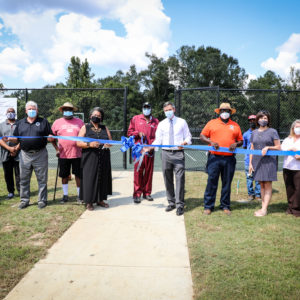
[281,136,300,170]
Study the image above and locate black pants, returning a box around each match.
[283,168,300,217]
[3,156,20,194]
[204,154,236,210]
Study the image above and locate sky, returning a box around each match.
[0,0,299,88]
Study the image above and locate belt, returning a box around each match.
[163,149,184,153]
[24,149,43,154]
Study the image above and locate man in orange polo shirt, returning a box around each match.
[200,103,243,215]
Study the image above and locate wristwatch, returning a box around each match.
[86,142,90,147]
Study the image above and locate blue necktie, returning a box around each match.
[169,119,174,146]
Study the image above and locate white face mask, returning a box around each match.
[164,110,174,119]
[294,127,300,135]
[143,108,151,116]
[220,112,230,120]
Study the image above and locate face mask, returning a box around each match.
[294,127,300,135]
[164,110,174,119]
[63,111,73,117]
[91,116,101,123]
[143,108,151,116]
[258,120,268,127]
[7,112,16,120]
[27,109,37,118]
[220,112,230,120]
[250,123,256,129]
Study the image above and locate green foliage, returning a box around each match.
[169,45,247,88]
[248,70,284,89]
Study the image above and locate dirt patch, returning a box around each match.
[1,224,16,233]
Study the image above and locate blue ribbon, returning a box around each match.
[1,135,300,156]
[120,136,135,152]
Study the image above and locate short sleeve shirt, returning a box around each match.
[13,117,53,151]
[243,129,253,166]
[0,120,19,162]
[201,118,243,156]
[52,117,84,158]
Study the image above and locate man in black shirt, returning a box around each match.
[12,101,55,209]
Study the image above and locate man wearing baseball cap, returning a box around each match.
[242,115,261,201]
[200,102,243,215]
[127,102,159,203]
[52,101,84,204]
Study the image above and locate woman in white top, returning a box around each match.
[281,119,300,217]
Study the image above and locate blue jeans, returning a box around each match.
[204,154,236,210]
[245,166,261,197]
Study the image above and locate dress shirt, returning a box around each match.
[281,136,300,170]
[152,116,192,150]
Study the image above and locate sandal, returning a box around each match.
[97,201,109,208]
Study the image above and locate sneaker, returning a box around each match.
[77,197,84,204]
[38,202,47,209]
[19,202,29,209]
[255,196,262,201]
[133,196,141,204]
[248,195,255,201]
[60,195,69,203]
[165,204,176,212]
[143,195,153,201]
[7,193,14,199]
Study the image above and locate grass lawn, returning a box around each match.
[0,168,85,300]
[185,171,300,300]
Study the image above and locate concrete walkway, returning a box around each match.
[5,171,193,300]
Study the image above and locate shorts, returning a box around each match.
[59,158,81,178]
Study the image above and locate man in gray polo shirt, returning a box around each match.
[11,101,55,209]
[0,107,20,199]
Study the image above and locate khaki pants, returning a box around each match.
[20,148,48,204]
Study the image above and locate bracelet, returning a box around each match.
[86,142,90,147]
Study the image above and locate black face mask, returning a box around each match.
[91,116,101,123]
[250,123,256,129]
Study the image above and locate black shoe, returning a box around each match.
[143,195,153,201]
[19,202,29,209]
[38,202,47,209]
[133,196,141,204]
[60,195,69,203]
[176,207,184,216]
[165,204,176,212]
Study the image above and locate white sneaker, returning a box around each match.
[7,193,14,199]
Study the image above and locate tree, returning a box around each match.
[140,53,175,120]
[248,70,284,89]
[168,45,247,88]
[288,67,300,90]
[66,56,94,88]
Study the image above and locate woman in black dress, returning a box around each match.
[249,110,280,217]
[77,107,112,211]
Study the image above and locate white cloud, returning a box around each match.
[261,33,300,78]
[0,0,170,85]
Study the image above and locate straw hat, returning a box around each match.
[59,102,78,112]
[214,102,236,114]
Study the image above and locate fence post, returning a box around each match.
[178,86,181,117]
[277,89,281,136]
[25,88,28,102]
[123,86,128,170]
[217,86,220,107]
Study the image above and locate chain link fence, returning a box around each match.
[0,88,128,170]
[1,87,299,171]
[175,87,300,171]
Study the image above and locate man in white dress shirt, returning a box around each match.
[146,102,192,216]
